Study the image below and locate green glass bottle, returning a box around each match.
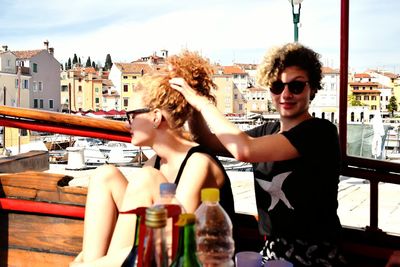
[170,214,201,267]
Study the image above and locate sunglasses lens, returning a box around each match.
[270,81,285,94]
[288,81,306,94]
[270,81,307,94]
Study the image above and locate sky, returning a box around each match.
[1,0,399,73]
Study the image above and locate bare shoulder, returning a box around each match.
[185,151,218,167]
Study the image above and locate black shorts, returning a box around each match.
[261,236,347,267]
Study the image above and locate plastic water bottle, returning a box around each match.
[195,188,235,267]
[154,183,186,213]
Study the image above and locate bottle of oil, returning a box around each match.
[142,207,168,267]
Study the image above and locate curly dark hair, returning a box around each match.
[257,43,322,100]
[134,50,216,130]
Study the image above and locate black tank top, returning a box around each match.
[154,145,236,222]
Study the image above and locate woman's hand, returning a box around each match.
[169,77,210,112]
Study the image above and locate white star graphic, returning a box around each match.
[256,171,294,211]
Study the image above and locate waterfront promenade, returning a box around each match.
[46,164,400,236]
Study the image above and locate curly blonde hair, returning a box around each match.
[134,50,216,130]
[257,43,322,100]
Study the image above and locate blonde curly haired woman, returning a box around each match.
[71,51,235,266]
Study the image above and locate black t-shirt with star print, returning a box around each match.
[246,118,342,243]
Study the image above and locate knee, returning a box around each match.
[89,164,122,187]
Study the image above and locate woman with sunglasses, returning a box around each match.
[170,43,346,266]
[71,51,235,266]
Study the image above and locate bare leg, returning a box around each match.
[107,167,166,254]
[81,165,128,262]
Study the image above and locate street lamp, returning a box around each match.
[288,0,304,42]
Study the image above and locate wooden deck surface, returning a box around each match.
[0,171,87,267]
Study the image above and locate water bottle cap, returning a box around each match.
[175,213,196,226]
[201,188,220,202]
[145,207,167,228]
[159,182,176,195]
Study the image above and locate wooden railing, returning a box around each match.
[0,106,131,143]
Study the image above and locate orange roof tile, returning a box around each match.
[223,66,247,75]
[322,66,339,74]
[354,73,371,78]
[114,63,154,74]
[13,49,45,59]
[352,90,381,94]
[349,82,379,86]
[248,86,267,92]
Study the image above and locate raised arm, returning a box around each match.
[170,78,298,163]
[188,110,232,157]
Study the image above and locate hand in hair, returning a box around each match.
[169,77,212,112]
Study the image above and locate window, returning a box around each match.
[61,85,68,92]
[38,81,43,91]
[78,85,82,92]
[23,80,29,89]
[49,99,54,109]
[95,98,99,104]
[123,84,128,92]
[371,105,377,110]
[356,96,361,100]
[95,88,99,93]
[364,95,369,100]
[15,79,18,88]
[33,99,38,108]
[33,63,38,73]
[39,99,44,108]
[123,98,128,107]
[123,76,128,79]
[33,81,37,92]
[371,96,376,100]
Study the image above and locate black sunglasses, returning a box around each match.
[270,80,309,95]
[126,108,151,124]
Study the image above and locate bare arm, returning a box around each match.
[170,78,299,162]
[188,110,232,157]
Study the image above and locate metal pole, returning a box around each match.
[2,85,5,150]
[17,66,21,154]
[291,1,301,42]
[294,22,299,42]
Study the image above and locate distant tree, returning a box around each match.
[104,54,113,70]
[60,64,63,71]
[67,58,72,69]
[85,56,91,67]
[64,62,68,70]
[92,61,96,69]
[388,96,398,117]
[72,54,78,65]
[348,95,363,106]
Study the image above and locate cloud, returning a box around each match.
[1,0,399,72]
